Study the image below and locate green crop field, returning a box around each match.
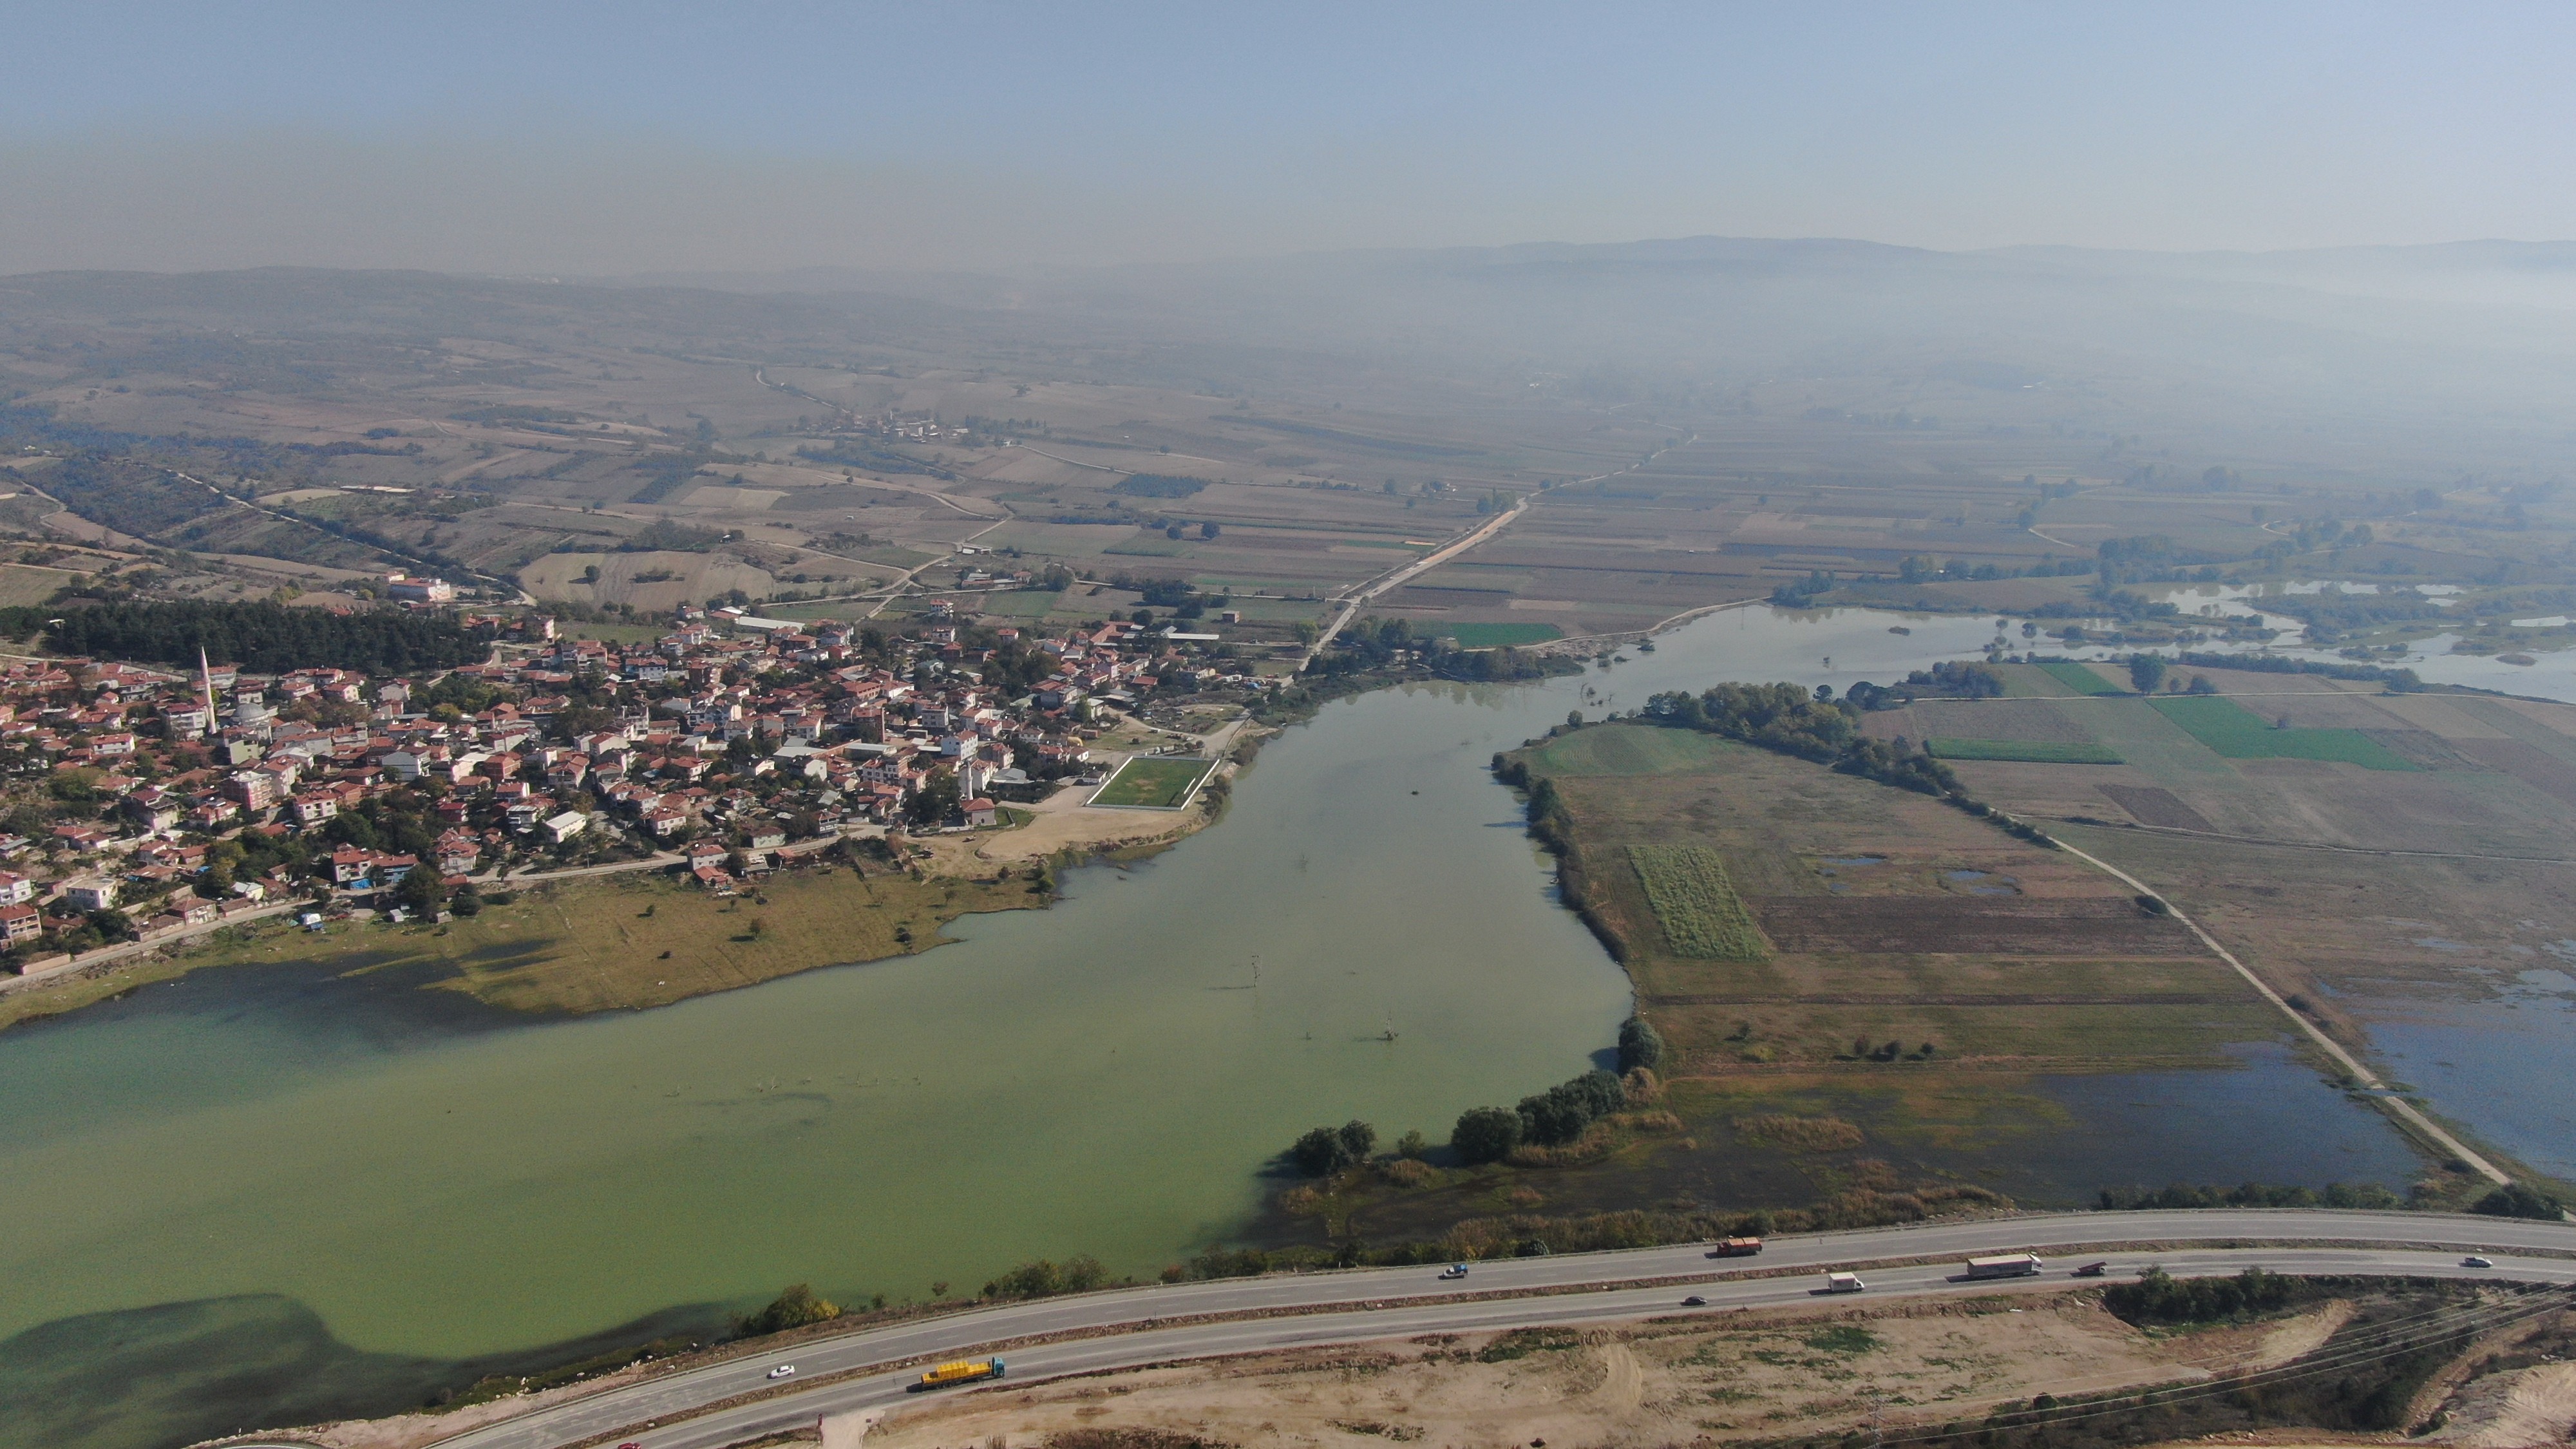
[1526,723,1734,777]
[2148,696,2420,770]
[2037,661,2123,695]
[1444,621,1562,648]
[1927,737,2125,764]
[1628,844,1770,960]
[961,588,1066,619]
[1090,755,1217,808]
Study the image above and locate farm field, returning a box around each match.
[2037,660,2123,694]
[1626,844,1769,959]
[1089,755,1218,809]
[2148,695,2420,770]
[1923,674,2576,1189]
[1510,723,2288,1078]
[1929,737,2125,764]
[1444,621,1563,648]
[1444,719,2445,1225]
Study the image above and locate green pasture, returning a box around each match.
[1524,723,1735,777]
[1444,621,1563,649]
[2036,661,2122,696]
[2148,696,2419,770]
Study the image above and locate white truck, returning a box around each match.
[1824,1271,1866,1293]
[1965,1253,2045,1280]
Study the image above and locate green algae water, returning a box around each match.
[0,605,2420,1448]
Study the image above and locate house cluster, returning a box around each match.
[0,603,1256,958]
[476,612,1215,850]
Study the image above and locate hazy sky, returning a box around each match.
[6,1,2573,275]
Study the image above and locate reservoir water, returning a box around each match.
[0,604,2438,1446]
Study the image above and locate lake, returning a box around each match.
[0,603,2433,1447]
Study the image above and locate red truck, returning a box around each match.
[1706,1236,1765,1258]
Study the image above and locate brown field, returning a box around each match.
[1918,668,2576,1188]
[1515,723,2280,1079]
[10,256,2576,645]
[2094,783,2214,830]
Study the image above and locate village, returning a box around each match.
[0,587,1273,985]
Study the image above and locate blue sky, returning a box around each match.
[5,1,2572,273]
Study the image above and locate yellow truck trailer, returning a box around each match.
[913,1358,1007,1392]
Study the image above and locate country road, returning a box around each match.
[220,1208,2576,1449]
[1302,431,1699,667]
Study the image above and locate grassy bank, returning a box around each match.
[44,863,1052,1020]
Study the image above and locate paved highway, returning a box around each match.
[233,1209,2571,1449]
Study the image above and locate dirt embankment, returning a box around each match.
[846,1294,2327,1449]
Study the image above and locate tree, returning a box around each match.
[393,867,444,917]
[1616,1016,1665,1074]
[1199,521,1220,540]
[1336,1119,1376,1160]
[907,770,961,828]
[2128,654,2167,693]
[1290,1124,1358,1176]
[1451,1106,1522,1164]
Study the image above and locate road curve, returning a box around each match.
[216,1209,2573,1449]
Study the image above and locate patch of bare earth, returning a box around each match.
[843,1295,2311,1448]
[2428,1363,2576,1446]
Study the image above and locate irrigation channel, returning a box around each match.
[0,601,2524,1448]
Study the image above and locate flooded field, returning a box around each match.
[0,601,2476,1447]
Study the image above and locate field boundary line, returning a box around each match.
[2037,831,2511,1186]
[2037,816,2575,866]
[1085,755,1218,811]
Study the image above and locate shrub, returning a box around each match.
[1451,1106,1522,1164]
[982,1254,1106,1300]
[1376,1157,1437,1189]
[2472,1182,2566,1220]
[1616,1015,1665,1073]
[1734,1114,1865,1152]
[2103,1265,2296,1325]
[731,1283,840,1338]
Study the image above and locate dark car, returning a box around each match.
[1681,1294,1709,1307]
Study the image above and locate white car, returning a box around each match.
[1438,1264,1469,1280]
[767,1363,797,1379]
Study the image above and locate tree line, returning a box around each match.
[1451,1018,1665,1164]
[13,600,495,675]
[1640,682,1958,797]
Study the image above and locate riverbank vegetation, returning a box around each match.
[168,860,1049,1016]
